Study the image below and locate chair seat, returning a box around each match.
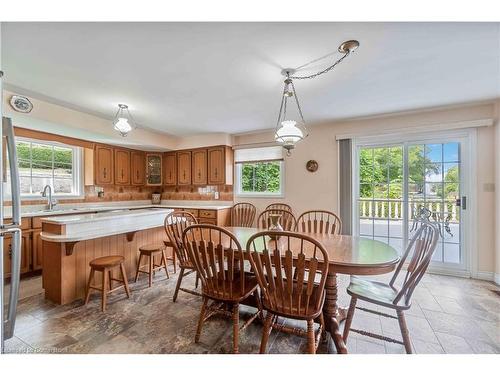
[89,255,124,269]
[139,243,165,253]
[262,280,325,320]
[202,274,258,302]
[346,276,409,310]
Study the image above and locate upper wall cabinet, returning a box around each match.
[208,146,233,185]
[114,149,131,185]
[192,149,208,185]
[94,144,114,185]
[146,153,162,186]
[131,151,145,185]
[177,151,192,185]
[163,152,177,186]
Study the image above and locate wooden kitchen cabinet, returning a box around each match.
[94,144,114,185]
[192,149,207,185]
[114,149,131,185]
[177,151,192,185]
[208,146,233,185]
[163,152,177,186]
[131,151,146,185]
[32,229,43,271]
[3,232,31,278]
[146,153,162,185]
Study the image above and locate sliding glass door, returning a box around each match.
[354,133,469,271]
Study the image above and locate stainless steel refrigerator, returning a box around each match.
[1,74,23,351]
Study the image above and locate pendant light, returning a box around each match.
[274,40,359,155]
[113,104,136,137]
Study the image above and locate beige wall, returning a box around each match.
[233,102,498,276]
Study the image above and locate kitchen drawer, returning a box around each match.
[5,217,31,230]
[198,218,217,225]
[184,209,199,217]
[199,209,216,219]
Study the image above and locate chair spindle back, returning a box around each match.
[164,211,198,267]
[182,224,246,300]
[266,203,293,212]
[257,209,297,231]
[391,220,439,306]
[246,231,329,317]
[231,202,257,227]
[296,210,342,235]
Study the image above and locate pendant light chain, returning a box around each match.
[289,51,350,80]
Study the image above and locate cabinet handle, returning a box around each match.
[214,168,218,178]
[8,244,12,259]
[198,170,201,179]
[136,171,139,179]
[169,171,172,179]
[103,167,107,178]
[121,169,124,179]
[183,170,186,179]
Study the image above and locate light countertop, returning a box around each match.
[40,208,175,242]
[5,201,233,219]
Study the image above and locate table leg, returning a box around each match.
[324,272,348,354]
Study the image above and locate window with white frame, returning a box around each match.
[234,146,284,197]
[5,138,83,198]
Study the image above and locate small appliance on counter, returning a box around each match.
[151,193,161,204]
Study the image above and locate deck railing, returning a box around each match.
[358,199,459,222]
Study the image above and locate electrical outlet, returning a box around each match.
[214,191,220,200]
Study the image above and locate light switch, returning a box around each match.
[483,183,495,192]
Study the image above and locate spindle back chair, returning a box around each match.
[182,224,262,353]
[246,230,329,354]
[343,220,439,353]
[164,211,200,301]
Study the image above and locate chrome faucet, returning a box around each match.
[41,185,57,211]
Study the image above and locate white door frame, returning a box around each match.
[351,128,477,278]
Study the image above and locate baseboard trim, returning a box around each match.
[475,271,495,282]
[427,268,500,285]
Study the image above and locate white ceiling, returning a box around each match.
[2,22,499,136]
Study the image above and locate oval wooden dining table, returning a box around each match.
[223,227,400,354]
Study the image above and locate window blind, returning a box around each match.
[234,146,283,164]
[338,139,352,235]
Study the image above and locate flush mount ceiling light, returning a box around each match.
[274,40,359,156]
[113,104,136,137]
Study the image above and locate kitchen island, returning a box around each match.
[41,208,176,305]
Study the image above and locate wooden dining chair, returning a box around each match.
[266,203,293,212]
[257,208,297,231]
[296,210,342,235]
[164,211,200,302]
[342,220,439,353]
[182,224,263,353]
[230,202,256,227]
[246,231,329,354]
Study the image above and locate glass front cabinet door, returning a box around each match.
[146,153,162,185]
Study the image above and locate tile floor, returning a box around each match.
[3,270,499,354]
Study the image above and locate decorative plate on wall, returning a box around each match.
[10,95,33,113]
[306,160,318,172]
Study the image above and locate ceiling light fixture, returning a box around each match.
[113,104,136,137]
[274,40,359,156]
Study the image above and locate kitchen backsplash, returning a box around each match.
[7,184,233,206]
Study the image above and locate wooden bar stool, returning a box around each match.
[134,244,170,287]
[84,255,131,312]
